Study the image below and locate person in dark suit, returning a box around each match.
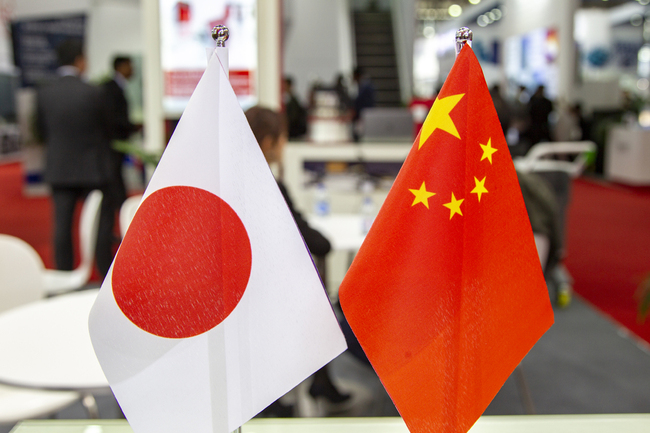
[282,76,308,140]
[103,56,139,250]
[104,56,138,145]
[245,106,331,257]
[352,67,376,142]
[526,85,554,145]
[36,39,113,277]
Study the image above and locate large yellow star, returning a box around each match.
[409,182,436,209]
[471,176,488,202]
[479,138,498,164]
[418,93,465,149]
[443,192,464,219]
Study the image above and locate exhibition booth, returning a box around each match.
[2,1,650,432]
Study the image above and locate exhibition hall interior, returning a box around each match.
[1,0,650,432]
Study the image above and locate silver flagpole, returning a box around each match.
[212,24,235,433]
[455,27,473,57]
[212,24,230,75]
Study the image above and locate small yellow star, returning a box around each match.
[471,176,488,202]
[479,138,498,164]
[409,182,436,209]
[418,93,465,149]
[443,192,464,219]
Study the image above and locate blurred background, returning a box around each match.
[1,0,650,431]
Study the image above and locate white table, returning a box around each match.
[307,214,366,252]
[606,126,650,185]
[306,213,372,301]
[0,289,108,393]
[283,141,411,214]
[10,415,650,433]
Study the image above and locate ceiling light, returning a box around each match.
[448,4,462,18]
[469,0,481,4]
[639,109,650,128]
[640,45,650,63]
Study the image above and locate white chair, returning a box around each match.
[0,234,44,312]
[515,140,596,241]
[514,141,596,177]
[515,141,595,308]
[0,234,80,423]
[119,194,143,238]
[361,107,414,142]
[0,386,82,424]
[42,190,103,296]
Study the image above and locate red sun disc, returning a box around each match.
[112,186,252,339]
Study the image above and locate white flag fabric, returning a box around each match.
[89,49,347,433]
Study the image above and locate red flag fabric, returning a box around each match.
[338,46,554,433]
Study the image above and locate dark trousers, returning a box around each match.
[108,150,127,207]
[51,184,115,279]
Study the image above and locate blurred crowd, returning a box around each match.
[282,67,597,156]
[36,39,138,279]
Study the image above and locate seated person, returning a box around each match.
[245,106,330,256]
[244,106,350,415]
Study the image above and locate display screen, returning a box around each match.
[11,15,86,88]
[504,27,559,98]
[159,0,258,116]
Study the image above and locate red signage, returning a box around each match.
[164,69,253,98]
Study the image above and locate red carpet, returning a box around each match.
[0,161,99,280]
[565,178,650,345]
[0,162,55,267]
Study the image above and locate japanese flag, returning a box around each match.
[89,49,347,433]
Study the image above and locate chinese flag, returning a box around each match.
[339,45,554,433]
